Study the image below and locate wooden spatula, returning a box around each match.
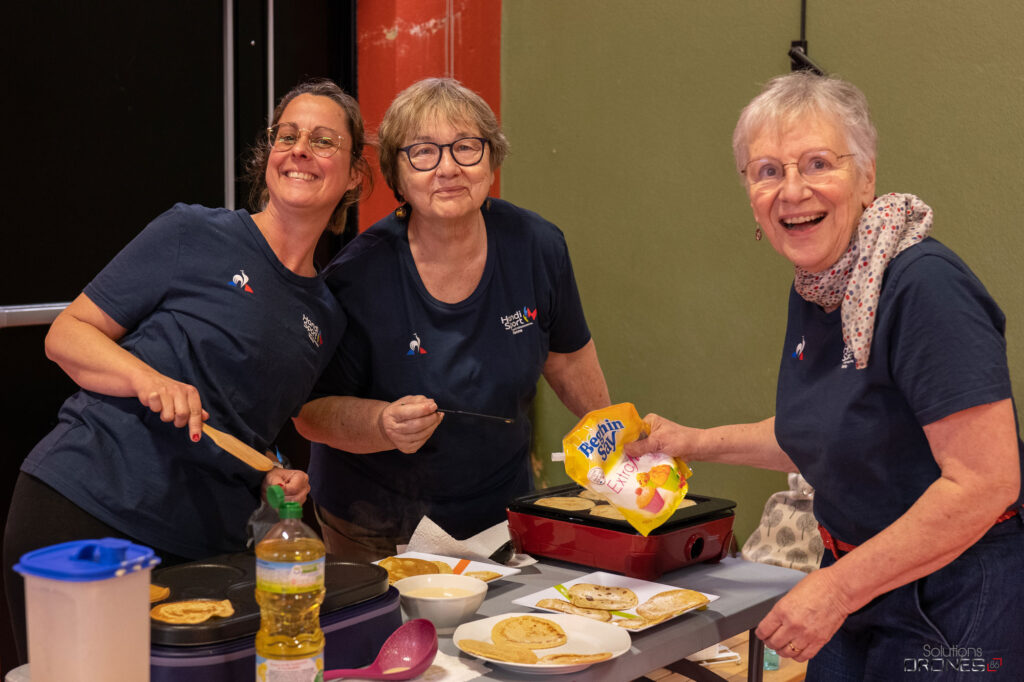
[201,423,276,471]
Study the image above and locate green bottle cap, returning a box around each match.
[266,484,285,510]
[278,501,303,519]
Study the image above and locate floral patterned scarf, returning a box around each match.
[793,193,934,369]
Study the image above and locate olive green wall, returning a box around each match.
[500,1,1024,545]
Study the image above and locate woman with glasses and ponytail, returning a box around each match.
[295,78,611,561]
[626,72,1024,679]
[4,78,370,665]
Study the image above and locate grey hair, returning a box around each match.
[732,72,877,177]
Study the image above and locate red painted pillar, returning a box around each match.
[356,0,502,230]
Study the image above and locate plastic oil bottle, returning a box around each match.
[255,485,326,681]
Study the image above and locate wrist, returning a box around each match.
[375,404,393,449]
[818,562,866,615]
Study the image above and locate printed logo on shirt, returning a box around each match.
[500,306,537,335]
[407,333,427,355]
[792,336,806,360]
[230,270,254,293]
[302,314,323,347]
[840,345,855,369]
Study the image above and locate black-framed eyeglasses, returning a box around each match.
[398,137,488,171]
[267,123,346,158]
[742,149,855,189]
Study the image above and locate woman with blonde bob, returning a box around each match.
[628,72,1024,679]
[296,78,610,560]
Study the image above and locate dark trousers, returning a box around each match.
[2,473,191,665]
[806,514,1024,681]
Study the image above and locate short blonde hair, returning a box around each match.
[377,78,509,203]
[733,72,877,178]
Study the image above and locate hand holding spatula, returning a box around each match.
[201,423,277,471]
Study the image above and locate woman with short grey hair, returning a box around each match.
[630,71,1024,679]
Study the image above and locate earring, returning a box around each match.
[395,205,408,219]
[755,225,763,241]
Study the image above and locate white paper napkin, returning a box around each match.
[686,644,741,666]
[404,517,536,568]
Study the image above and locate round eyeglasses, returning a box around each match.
[742,149,855,189]
[267,123,345,158]
[399,137,488,172]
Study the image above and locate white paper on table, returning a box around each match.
[405,517,536,567]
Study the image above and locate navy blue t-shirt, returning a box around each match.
[309,198,591,539]
[22,204,344,558]
[775,238,1024,545]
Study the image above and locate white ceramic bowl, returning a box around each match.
[393,573,488,634]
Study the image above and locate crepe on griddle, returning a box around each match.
[534,496,596,512]
[150,599,234,624]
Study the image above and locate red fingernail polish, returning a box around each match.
[192,433,200,442]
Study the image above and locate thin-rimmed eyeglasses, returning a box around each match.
[742,149,855,189]
[267,123,346,158]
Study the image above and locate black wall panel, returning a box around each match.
[0,1,355,672]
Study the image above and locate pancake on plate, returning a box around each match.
[539,652,613,664]
[491,615,568,649]
[636,588,709,621]
[613,615,664,630]
[568,583,638,610]
[536,598,612,622]
[458,639,539,664]
[379,556,439,584]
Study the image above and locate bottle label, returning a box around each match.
[256,652,324,681]
[256,558,325,594]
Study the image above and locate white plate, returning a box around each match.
[511,570,718,632]
[452,612,631,675]
[375,551,521,581]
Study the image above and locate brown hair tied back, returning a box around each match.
[244,78,372,235]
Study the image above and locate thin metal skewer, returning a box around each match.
[438,405,516,421]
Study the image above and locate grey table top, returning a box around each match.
[436,555,805,680]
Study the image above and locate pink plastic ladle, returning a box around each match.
[323,618,438,680]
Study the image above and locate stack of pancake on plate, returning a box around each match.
[457,615,613,665]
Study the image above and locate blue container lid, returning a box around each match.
[13,538,160,582]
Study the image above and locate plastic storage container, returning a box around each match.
[14,538,159,682]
